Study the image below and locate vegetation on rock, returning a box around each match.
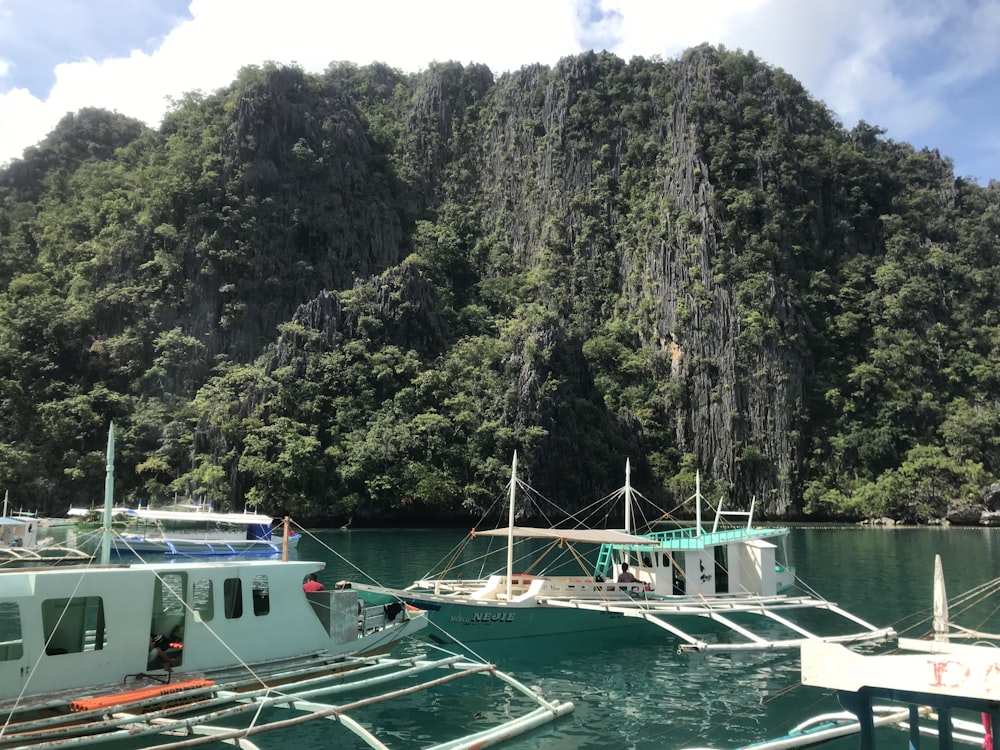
[1,46,998,525]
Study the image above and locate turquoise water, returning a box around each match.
[50,524,1000,748]
[292,525,1000,750]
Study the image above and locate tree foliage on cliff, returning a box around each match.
[0,46,998,524]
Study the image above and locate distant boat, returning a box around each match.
[5,504,78,528]
[111,506,302,558]
[0,492,92,567]
[353,454,895,653]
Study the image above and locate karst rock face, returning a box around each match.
[438,47,830,514]
[2,45,977,519]
[198,49,958,516]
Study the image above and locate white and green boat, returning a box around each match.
[352,454,895,653]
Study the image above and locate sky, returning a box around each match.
[1,0,999,183]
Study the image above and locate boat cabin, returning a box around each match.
[595,530,791,598]
[0,560,383,703]
[0,516,39,550]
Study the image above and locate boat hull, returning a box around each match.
[366,589,646,645]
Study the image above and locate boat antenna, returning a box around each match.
[506,451,517,601]
[624,459,633,535]
[101,422,115,565]
[2,488,7,517]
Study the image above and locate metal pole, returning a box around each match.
[282,516,290,562]
[624,459,632,534]
[506,452,517,601]
[695,470,702,536]
[101,422,115,565]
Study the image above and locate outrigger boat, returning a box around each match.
[0,492,93,567]
[352,454,895,653]
[111,505,303,557]
[0,426,574,749]
[695,555,1000,749]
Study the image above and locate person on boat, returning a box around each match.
[149,633,175,672]
[617,563,638,583]
[303,573,325,592]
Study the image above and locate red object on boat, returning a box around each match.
[69,679,214,712]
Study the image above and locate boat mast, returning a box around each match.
[933,553,949,642]
[624,459,632,535]
[506,451,517,601]
[100,422,115,565]
[695,470,702,537]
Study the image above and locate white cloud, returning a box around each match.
[929,1,1000,89]
[0,0,998,180]
[0,86,49,165]
[0,0,585,166]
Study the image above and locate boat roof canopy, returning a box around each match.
[124,509,276,525]
[475,526,659,545]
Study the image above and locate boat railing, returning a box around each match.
[534,577,644,596]
[412,578,488,595]
[640,525,787,548]
[361,604,392,632]
[487,576,647,600]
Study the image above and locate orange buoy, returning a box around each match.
[70,679,214,712]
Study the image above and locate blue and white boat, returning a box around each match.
[353,454,895,652]
[111,506,302,557]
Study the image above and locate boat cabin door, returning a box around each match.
[149,571,187,670]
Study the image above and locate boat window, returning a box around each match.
[251,575,270,616]
[156,573,187,614]
[223,578,243,619]
[193,579,214,621]
[0,602,23,661]
[42,597,107,655]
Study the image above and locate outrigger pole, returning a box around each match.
[100,422,115,565]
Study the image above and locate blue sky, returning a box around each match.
[1,0,999,183]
